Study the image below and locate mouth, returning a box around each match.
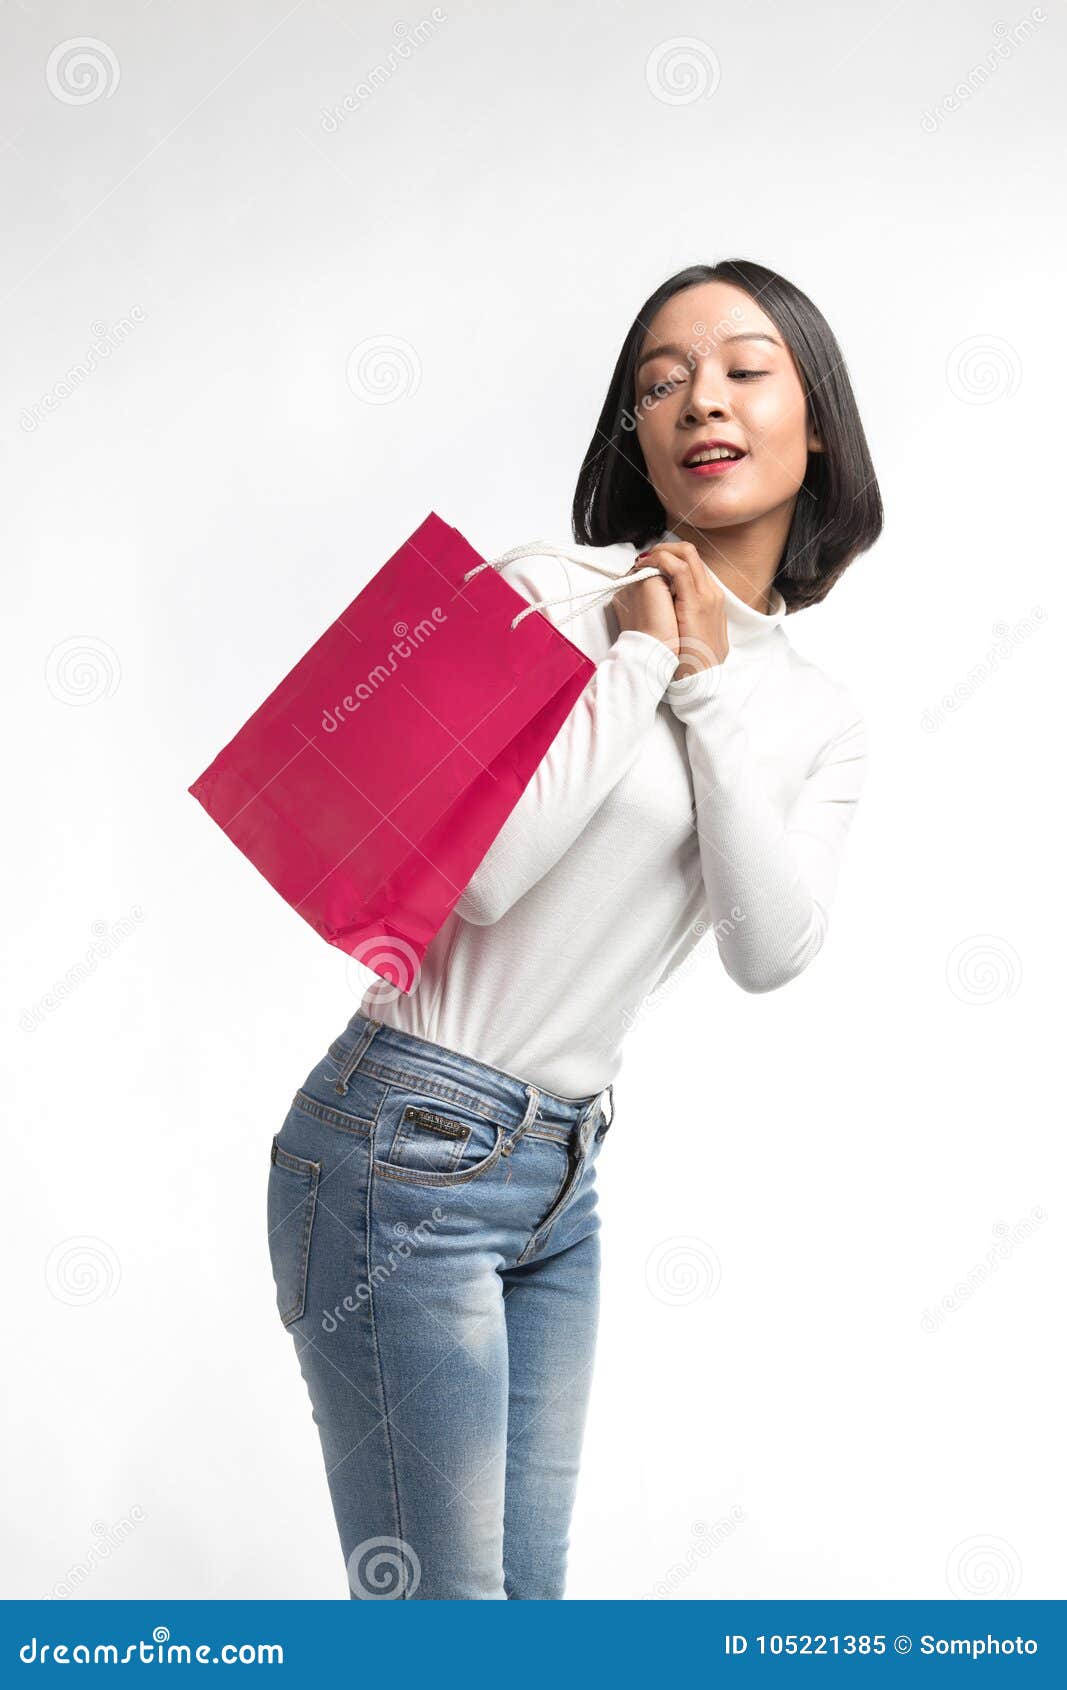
[680,442,747,478]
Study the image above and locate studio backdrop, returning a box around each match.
[3,0,1062,1602]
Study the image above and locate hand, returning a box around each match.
[632,540,729,674]
[611,557,680,653]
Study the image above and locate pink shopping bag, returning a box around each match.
[188,513,607,992]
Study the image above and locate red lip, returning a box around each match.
[681,437,747,467]
[683,455,746,477]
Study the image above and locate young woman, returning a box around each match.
[266,258,882,1600]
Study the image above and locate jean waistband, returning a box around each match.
[329,1013,614,1138]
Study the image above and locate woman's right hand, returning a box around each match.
[610,557,680,652]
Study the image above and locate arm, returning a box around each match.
[667,658,868,992]
[455,626,671,924]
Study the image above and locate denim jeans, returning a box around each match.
[266,1011,614,1599]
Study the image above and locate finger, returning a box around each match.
[627,555,673,595]
[636,542,701,582]
[636,542,690,567]
[639,543,721,605]
[641,548,699,610]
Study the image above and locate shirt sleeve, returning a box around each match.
[454,556,672,925]
[663,651,868,992]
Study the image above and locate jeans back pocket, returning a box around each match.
[267,1138,321,1326]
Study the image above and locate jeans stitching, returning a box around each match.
[359,1060,514,1128]
[514,1113,603,1265]
[363,1088,407,1590]
[326,1045,596,1149]
[334,1018,603,1113]
[389,1121,467,1174]
[292,1091,373,1137]
[333,1020,383,1096]
[371,1125,504,1188]
[278,1159,320,1326]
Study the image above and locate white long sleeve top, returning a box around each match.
[360,531,868,1098]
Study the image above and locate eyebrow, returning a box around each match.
[635,332,782,371]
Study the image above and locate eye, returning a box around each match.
[641,377,679,401]
[729,369,769,380]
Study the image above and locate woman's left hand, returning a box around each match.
[635,540,729,673]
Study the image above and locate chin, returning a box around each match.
[676,495,748,528]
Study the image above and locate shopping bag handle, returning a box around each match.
[463,540,668,631]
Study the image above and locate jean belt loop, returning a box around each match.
[502,1084,541,1157]
[334,1016,382,1096]
[597,1083,615,1136]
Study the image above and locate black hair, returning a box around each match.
[571,259,883,612]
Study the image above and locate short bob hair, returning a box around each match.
[571,259,883,613]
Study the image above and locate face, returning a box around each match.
[632,281,823,538]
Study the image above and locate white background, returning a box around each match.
[3,0,1063,1601]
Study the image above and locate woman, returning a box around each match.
[266,259,882,1599]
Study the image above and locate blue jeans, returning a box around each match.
[266,1012,614,1599]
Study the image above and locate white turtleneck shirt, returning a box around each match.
[360,532,868,1099]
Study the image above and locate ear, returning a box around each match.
[807,423,824,454]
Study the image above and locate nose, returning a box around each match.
[683,389,729,424]
[683,365,732,424]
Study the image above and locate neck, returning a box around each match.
[667,507,791,616]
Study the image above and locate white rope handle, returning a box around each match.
[463,539,666,631]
